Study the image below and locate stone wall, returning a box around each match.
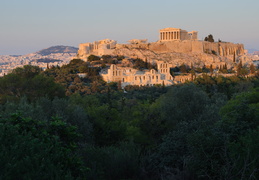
[202,42,244,56]
[114,40,244,56]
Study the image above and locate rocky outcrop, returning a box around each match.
[78,40,252,68]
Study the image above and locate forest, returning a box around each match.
[0,58,258,180]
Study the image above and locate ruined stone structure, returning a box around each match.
[159,28,198,41]
[78,39,116,58]
[100,61,173,88]
[77,28,250,82]
[128,39,148,44]
[77,27,245,61]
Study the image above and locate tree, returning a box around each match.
[236,60,243,76]
[145,91,227,179]
[82,142,141,180]
[210,64,214,76]
[159,84,210,127]
[190,69,196,80]
[179,63,187,73]
[12,65,42,78]
[87,54,100,62]
[0,114,85,179]
[250,63,256,74]
[0,66,65,103]
[204,34,214,42]
[218,88,259,179]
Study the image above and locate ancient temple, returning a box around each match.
[159,28,198,41]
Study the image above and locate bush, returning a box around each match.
[87,54,100,62]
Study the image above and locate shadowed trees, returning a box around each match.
[0,65,65,103]
[204,34,215,42]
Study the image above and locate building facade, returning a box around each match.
[159,28,198,41]
[100,61,174,88]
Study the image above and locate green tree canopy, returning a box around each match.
[0,65,65,103]
[0,114,85,179]
[87,54,101,62]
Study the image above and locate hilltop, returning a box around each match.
[36,45,78,56]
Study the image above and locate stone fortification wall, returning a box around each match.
[78,39,117,60]
[115,41,244,56]
[149,41,202,53]
[149,41,244,56]
[202,42,244,56]
[115,43,149,50]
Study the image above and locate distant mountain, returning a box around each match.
[36,45,78,56]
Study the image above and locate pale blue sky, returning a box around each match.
[0,0,258,55]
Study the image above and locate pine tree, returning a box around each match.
[238,60,242,68]
[145,58,148,69]
[219,65,222,72]
[250,63,256,74]
[224,63,227,70]
[190,69,196,81]
[236,60,242,76]
[117,80,122,90]
[191,63,194,70]
[179,63,187,73]
[207,34,214,42]
[209,64,213,76]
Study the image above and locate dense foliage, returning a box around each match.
[0,63,258,179]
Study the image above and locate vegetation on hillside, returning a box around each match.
[0,58,258,179]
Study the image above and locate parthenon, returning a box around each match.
[159,28,198,41]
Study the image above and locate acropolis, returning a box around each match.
[77,27,250,87]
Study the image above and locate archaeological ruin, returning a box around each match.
[76,27,251,88]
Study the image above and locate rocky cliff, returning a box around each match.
[78,40,252,68]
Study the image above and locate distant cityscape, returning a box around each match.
[0,46,78,76]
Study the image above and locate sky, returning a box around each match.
[0,0,259,55]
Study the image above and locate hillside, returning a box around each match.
[36,45,78,56]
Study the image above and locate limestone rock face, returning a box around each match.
[77,39,252,68]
